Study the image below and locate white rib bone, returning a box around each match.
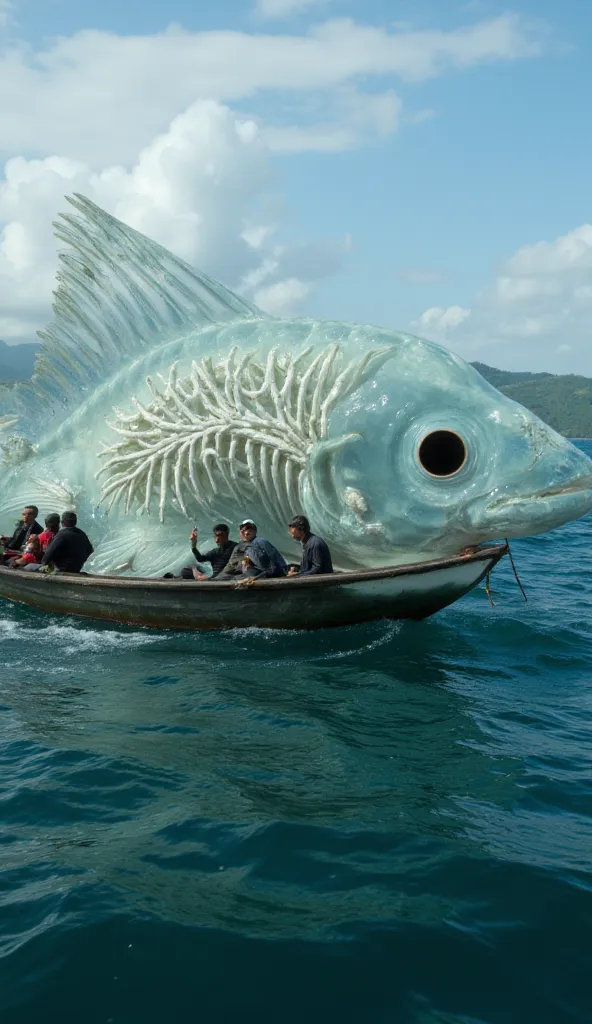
[97,344,391,531]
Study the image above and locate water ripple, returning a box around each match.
[0,447,591,1022]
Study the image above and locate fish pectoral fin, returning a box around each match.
[0,473,79,524]
[307,433,365,524]
[88,522,192,578]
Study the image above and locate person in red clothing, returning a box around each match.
[18,513,61,573]
[39,514,60,552]
[8,534,42,569]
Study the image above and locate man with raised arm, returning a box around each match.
[188,523,237,580]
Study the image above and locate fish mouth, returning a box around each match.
[478,473,592,538]
[486,474,592,512]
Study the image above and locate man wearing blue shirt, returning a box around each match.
[287,515,333,576]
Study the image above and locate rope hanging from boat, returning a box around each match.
[505,538,528,602]
[484,541,526,607]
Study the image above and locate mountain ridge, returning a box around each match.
[471,362,592,438]
[0,340,39,381]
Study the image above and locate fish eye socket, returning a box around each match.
[418,430,467,478]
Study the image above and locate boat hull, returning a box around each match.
[0,545,507,631]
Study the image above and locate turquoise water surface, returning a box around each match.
[1,444,591,1023]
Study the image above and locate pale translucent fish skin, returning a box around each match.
[1,195,591,576]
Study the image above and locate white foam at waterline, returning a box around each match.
[0,614,402,663]
[0,617,168,654]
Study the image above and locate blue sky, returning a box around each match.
[1,0,591,373]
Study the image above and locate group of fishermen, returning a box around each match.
[0,506,333,581]
[0,507,94,574]
[177,516,333,582]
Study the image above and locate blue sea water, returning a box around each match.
[0,446,591,1024]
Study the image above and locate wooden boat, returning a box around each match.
[0,544,508,631]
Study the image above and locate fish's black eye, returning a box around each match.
[418,430,467,478]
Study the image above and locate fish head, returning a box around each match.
[303,335,592,564]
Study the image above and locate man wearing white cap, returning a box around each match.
[213,519,258,580]
[214,519,287,581]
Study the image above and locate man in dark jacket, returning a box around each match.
[1,505,43,562]
[187,523,237,579]
[287,515,333,576]
[215,518,285,581]
[242,537,287,580]
[213,520,286,583]
[41,511,94,573]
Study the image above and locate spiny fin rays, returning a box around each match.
[0,193,266,434]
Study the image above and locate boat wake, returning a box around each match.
[221,620,404,665]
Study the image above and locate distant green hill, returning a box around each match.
[0,340,38,381]
[471,363,592,439]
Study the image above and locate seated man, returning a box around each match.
[40,511,94,574]
[0,505,43,563]
[186,523,237,580]
[287,515,333,576]
[242,537,288,580]
[213,520,258,580]
[214,520,286,581]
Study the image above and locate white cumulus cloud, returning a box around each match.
[266,89,402,152]
[0,15,546,165]
[413,223,592,374]
[254,277,311,313]
[0,11,551,350]
[413,305,471,334]
[0,100,344,342]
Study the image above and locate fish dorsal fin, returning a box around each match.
[2,194,266,436]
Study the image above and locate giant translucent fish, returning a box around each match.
[1,194,591,576]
